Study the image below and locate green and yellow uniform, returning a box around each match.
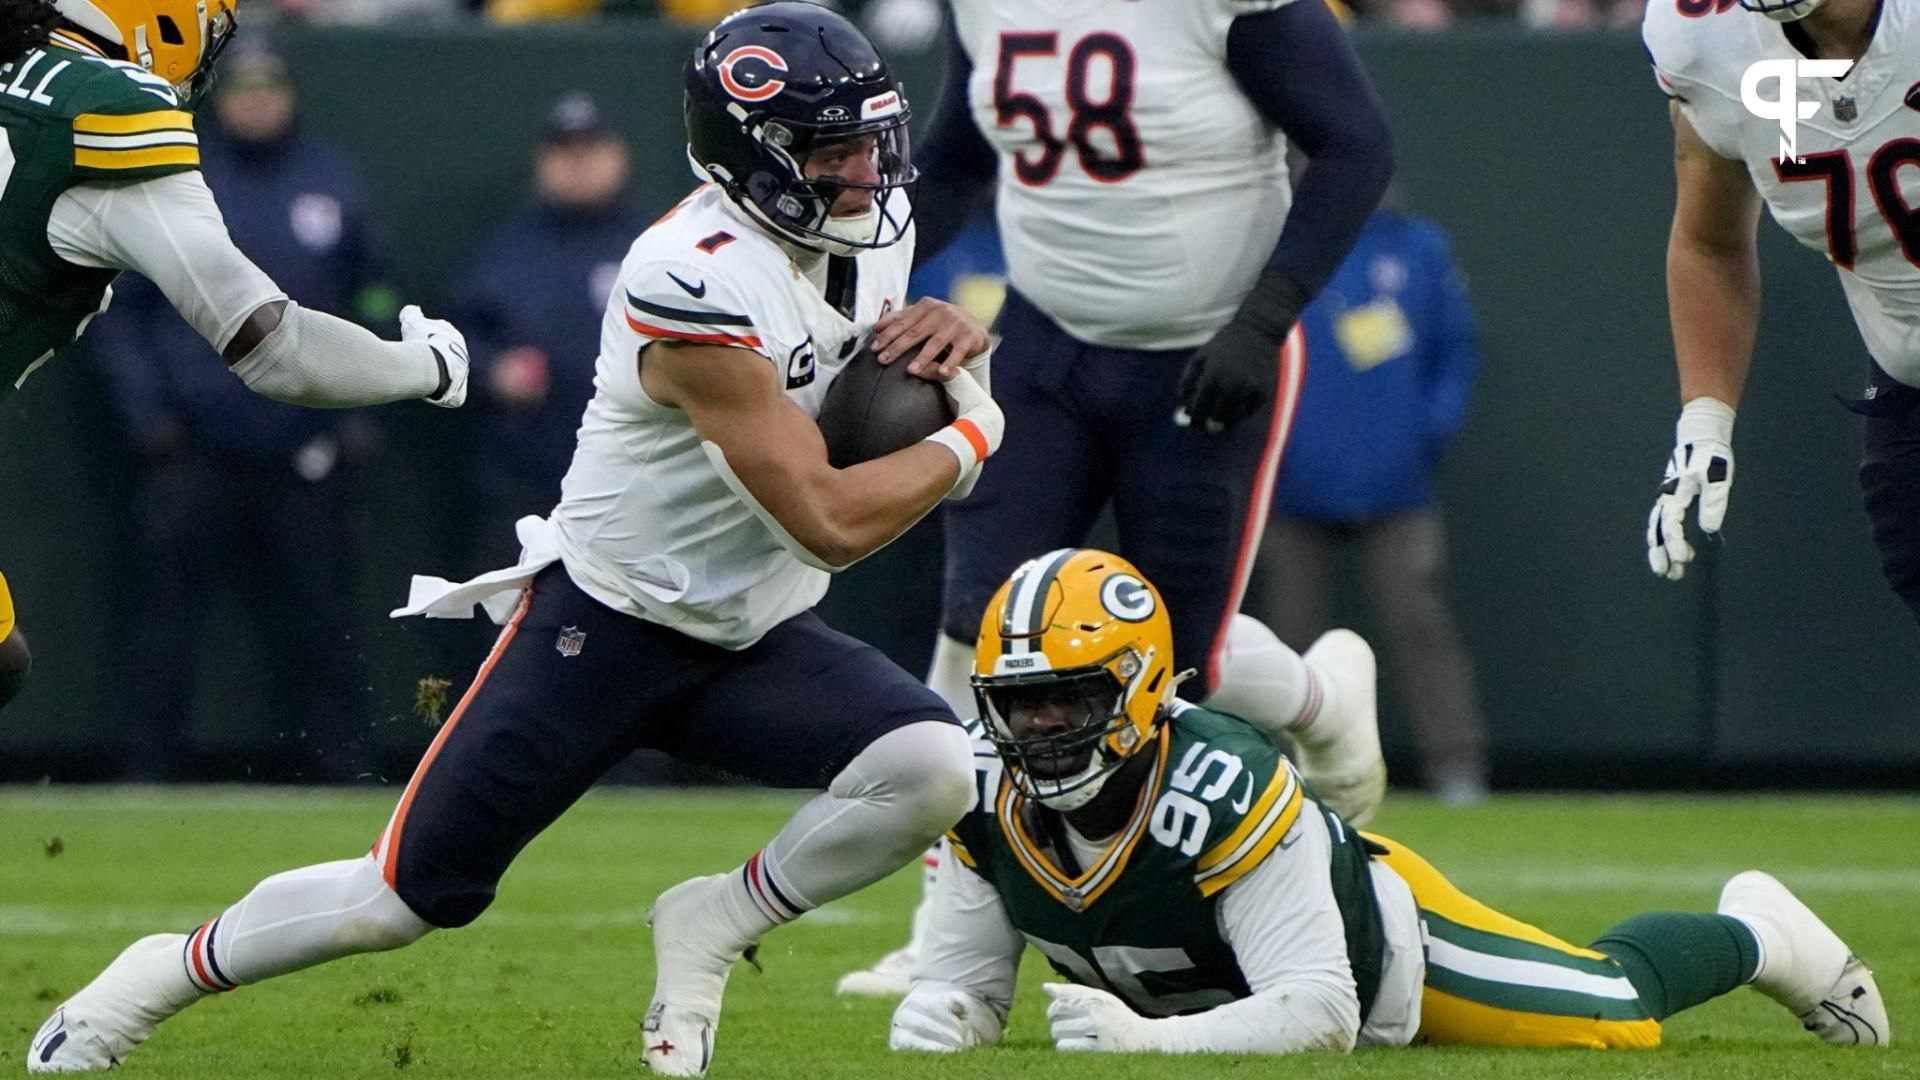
[948,705,1662,1049]
[949,707,1391,1022]
[0,44,199,402]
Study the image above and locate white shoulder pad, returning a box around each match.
[1641,0,1760,103]
[623,257,771,359]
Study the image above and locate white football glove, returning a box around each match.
[926,365,1004,500]
[1045,983,1159,1053]
[889,987,1005,1052]
[400,304,471,409]
[1647,397,1735,581]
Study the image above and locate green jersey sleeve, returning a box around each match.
[60,55,198,185]
[1165,704,1308,899]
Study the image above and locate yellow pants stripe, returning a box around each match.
[1365,832,1662,1049]
[0,570,13,640]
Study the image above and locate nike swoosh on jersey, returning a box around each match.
[667,271,707,299]
[1278,827,1303,850]
[1231,772,1255,814]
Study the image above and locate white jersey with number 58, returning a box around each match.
[1644,0,1920,386]
[950,0,1299,350]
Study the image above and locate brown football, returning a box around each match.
[817,342,954,468]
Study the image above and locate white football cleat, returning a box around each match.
[835,945,914,999]
[643,874,758,1077]
[1292,630,1387,827]
[1718,870,1890,1047]
[28,934,204,1073]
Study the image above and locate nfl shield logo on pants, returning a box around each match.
[555,626,587,657]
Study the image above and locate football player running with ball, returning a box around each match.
[29,6,1000,1076]
[890,549,1890,1056]
[1642,0,1920,623]
[840,0,1396,995]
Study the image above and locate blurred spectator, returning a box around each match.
[273,0,471,23]
[485,0,601,21]
[658,0,748,24]
[94,42,392,782]
[862,0,944,52]
[454,93,642,564]
[1244,207,1490,804]
[1520,0,1644,28]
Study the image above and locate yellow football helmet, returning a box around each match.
[973,548,1188,810]
[54,0,238,100]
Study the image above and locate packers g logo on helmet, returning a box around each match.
[973,549,1189,811]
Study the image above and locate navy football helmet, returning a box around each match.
[685,2,915,256]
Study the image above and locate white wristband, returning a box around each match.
[1676,396,1735,445]
[925,420,991,475]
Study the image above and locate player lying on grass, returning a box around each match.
[890,548,1891,1054]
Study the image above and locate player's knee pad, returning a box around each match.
[834,720,974,837]
[334,856,435,952]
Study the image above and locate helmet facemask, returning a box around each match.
[731,113,916,257]
[977,648,1159,812]
[179,2,236,107]
[1738,0,1823,20]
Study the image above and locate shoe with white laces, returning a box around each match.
[28,934,205,1073]
[835,945,914,999]
[1292,630,1387,827]
[1718,870,1890,1047]
[643,874,760,1076]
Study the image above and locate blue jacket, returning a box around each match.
[94,126,389,463]
[1272,212,1477,521]
[454,200,643,498]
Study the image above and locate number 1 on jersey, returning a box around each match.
[993,31,1145,187]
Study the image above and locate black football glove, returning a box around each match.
[1176,271,1310,434]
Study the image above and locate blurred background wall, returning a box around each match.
[0,24,1913,787]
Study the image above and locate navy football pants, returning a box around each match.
[371,565,956,928]
[1858,363,1920,627]
[942,288,1305,696]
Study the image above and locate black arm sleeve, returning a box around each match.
[910,16,1000,270]
[1225,0,1394,300]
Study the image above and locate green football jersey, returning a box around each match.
[950,705,1387,1020]
[0,44,200,404]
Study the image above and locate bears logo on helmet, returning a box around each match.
[717,45,787,103]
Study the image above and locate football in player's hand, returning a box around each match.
[817,342,954,468]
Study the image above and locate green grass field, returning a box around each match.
[4,788,1916,1079]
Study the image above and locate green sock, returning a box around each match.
[1591,913,1762,1021]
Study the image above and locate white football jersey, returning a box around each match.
[949,0,1298,350]
[1644,0,1920,386]
[549,185,914,648]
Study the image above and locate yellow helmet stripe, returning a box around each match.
[1000,547,1076,652]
